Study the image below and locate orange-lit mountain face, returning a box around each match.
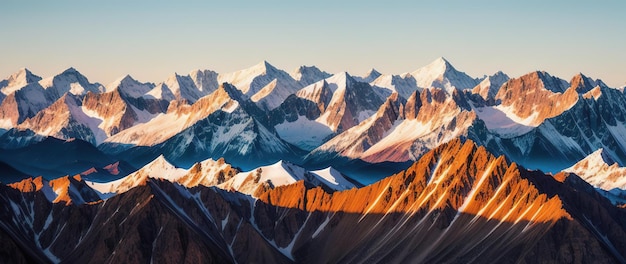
[1,139,625,263]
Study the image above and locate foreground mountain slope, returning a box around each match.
[1,139,624,263]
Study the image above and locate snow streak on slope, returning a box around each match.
[473,105,534,138]
[254,139,574,263]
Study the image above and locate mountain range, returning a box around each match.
[1,58,626,263]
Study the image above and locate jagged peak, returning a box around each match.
[61,67,80,75]
[489,71,509,79]
[250,60,278,74]
[291,65,331,81]
[109,74,138,87]
[434,56,451,66]
[119,74,136,83]
[327,71,355,84]
[190,68,218,77]
[215,82,244,100]
[165,72,184,83]
[41,67,103,93]
[141,154,178,172]
[294,65,321,74]
[363,68,382,79]
[8,176,45,192]
[106,74,155,96]
[8,67,41,82]
[580,148,615,166]
[411,57,479,92]
[510,71,568,93]
[563,148,626,191]
[0,67,43,94]
[366,68,381,76]
[417,57,454,73]
[570,72,608,93]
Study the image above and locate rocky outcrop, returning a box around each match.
[8,174,101,205]
[494,71,578,126]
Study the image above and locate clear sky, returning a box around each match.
[1,0,624,87]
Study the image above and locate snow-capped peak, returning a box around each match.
[0,67,42,95]
[411,57,479,93]
[355,68,382,83]
[291,65,332,87]
[310,167,355,190]
[415,57,454,76]
[471,71,510,100]
[325,71,355,91]
[239,60,277,77]
[217,60,300,110]
[132,155,188,181]
[106,74,154,97]
[9,68,41,83]
[564,148,626,191]
[570,72,608,94]
[86,154,188,196]
[161,72,206,103]
[39,67,105,96]
[218,160,355,197]
[189,69,219,94]
[61,67,79,74]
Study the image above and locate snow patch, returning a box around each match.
[275,116,333,151]
[474,106,534,138]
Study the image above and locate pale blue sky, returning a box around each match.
[1,1,624,87]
